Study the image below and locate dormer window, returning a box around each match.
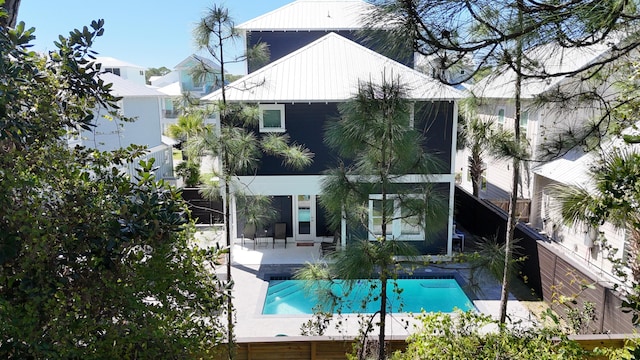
[259,104,286,132]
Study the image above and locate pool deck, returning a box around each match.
[195,228,536,339]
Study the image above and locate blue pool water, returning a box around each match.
[262,278,475,315]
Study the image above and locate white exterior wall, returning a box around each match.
[533,174,628,281]
[123,144,174,181]
[458,99,540,200]
[84,97,163,151]
[119,66,146,85]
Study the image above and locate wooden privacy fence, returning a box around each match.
[229,336,407,360]
[212,334,636,359]
[537,241,636,334]
[488,198,531,223]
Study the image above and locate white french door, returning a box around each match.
[294,195,316,241]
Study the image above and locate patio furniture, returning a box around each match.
[320,231,339,257]
[242,223,257,249]
[452,229,465,252]
[273,222,287,248]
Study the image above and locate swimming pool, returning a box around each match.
[262,277,475,315]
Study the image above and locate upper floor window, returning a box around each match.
[104,67,121,76]
[519,110,529,136]
[497,108,505,129]
[259,104,286,132]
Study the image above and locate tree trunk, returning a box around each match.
[223,155,235,360]
[499,0,524,325]
[0,0,21,28]
[378,274,388,360]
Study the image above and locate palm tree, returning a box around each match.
[458,100,513,197]
[300,76,446,360]
[549,148,640,284]
[165,108,211,144]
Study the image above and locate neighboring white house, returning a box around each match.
[72,68,174,181]
[454,40,635,283]
[95,56,147,85]
[532,134,640,284]
[456,42,617,205]
[414,53,475,88]
[150,54,222,133]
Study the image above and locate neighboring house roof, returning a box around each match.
[156,82,182,96]
[100,73,165,97]
[236,0,376,31]
[533,149,594,187]
[202,33,463,103]
[161,135,179,146]
[174,54,221,72]
[534,129,640,188]
[96,56,145,69]
[471,41,613,99]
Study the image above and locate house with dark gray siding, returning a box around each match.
[202,0,462,256]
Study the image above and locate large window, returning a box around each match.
[259,104,286,132]
[368,195,424,241]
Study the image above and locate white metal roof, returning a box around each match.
[236,0,376,31]
[99,73,165,97]
[156,81,182,96]
[201,33,463,103]
[533,149,594,187]
[471,42,612,99]
[95,56,145,69]
[534,130,640,187]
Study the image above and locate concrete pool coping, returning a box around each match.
[194,229,535,338]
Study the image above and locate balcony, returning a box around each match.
[163,109,180,119]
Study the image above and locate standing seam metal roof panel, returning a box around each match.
[202,33,463,103]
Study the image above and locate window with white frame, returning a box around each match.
[259,104,286,132]
[497,108,505,129]
[519,110,529,136]
[368,195,424,241]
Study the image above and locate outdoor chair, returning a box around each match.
[242,223,257,249]
[273,222,287,248]
[320,231,339,257]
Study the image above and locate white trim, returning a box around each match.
[259,104,286,132]
[233,174,454,195]
[450,101,458,174]
[294,194,316,241]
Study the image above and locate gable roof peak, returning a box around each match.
[202,32,462,102]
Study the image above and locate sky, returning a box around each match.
[17,0,293,75]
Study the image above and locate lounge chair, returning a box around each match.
[272,222,287,248]
[320,231,339,256]
[242,223,257,249]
